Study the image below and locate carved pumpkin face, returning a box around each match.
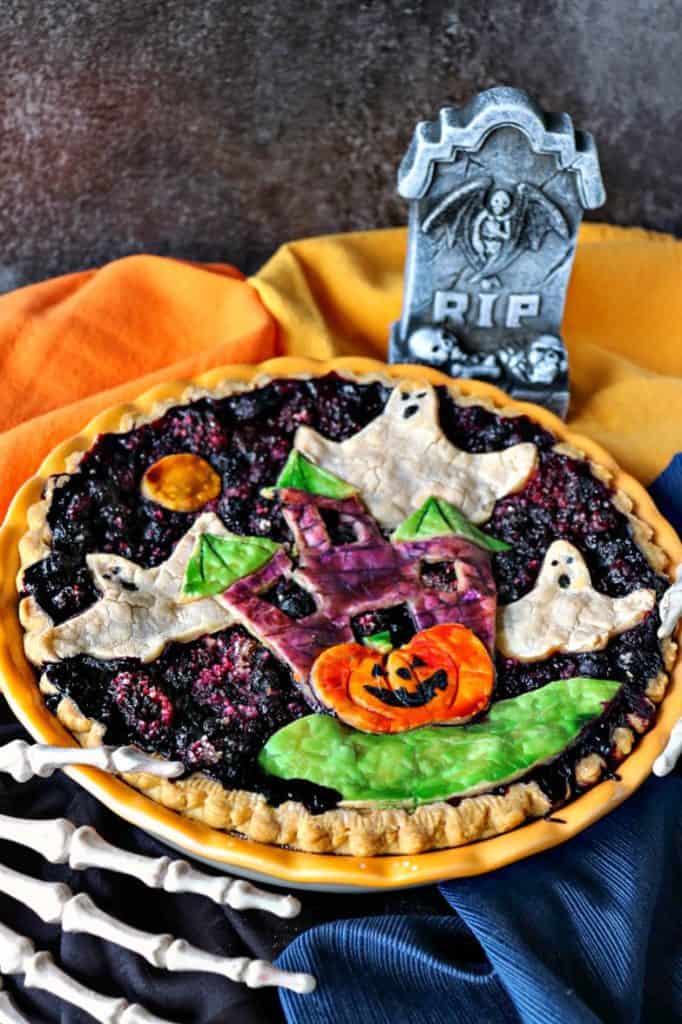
[311,623,494,734]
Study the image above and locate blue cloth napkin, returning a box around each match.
[277,461,682,1024]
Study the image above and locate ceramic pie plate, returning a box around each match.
[0,355,680,891]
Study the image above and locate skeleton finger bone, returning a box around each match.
[0,740,184,783]
[0,921,176,1023]
[653,717,682,777]
[0,977,29,1024]
[0,865,315,994]
[0,815,300,918]
[658,564,682,640]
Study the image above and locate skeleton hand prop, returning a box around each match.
[0,863,315,995]
[0,813,300,918]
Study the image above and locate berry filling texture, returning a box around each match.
[27,375,668,815]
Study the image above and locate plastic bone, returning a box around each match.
[0,814,300,918]
[0,864,315,995]
[0,977,29,1024]
[0,740,184,783]
[653,717,682,777]
[0,921,176,1024]
[0,864,71,924]
[658,564,682,640]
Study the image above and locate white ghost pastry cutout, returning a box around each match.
[25,514,234,665]
[497,540,656,661]
[295,385,537,528]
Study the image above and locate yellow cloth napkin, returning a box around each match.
[0,224,680,521]
[252,223,682,485]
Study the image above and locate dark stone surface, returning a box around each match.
[1,0,681,291]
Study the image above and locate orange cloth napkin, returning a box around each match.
[1,224,681,519]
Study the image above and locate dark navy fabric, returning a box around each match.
[276,459,682,1024]
[650,455,682,537]
[277,777,682,1024]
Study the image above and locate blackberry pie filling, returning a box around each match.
[18,372,675,853]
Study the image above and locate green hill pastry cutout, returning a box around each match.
[183,532,281,599]
[391,496,511,552]
[259,677,619,805]
[267,450,357,499]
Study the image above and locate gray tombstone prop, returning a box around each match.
[389,87,605,417]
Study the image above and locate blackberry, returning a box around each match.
[420,560,459,592]
[437,386,555,452]
[218,381,289,422]
[351,604,416,647]
[264,578,316,619]
[22,554,98,624]
[156,628,310,786]
[42,654,123,726]
[113,671,175,743]
[319,507,358,546]
[311,375,390,440]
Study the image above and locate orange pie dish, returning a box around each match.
[1,355,680,890]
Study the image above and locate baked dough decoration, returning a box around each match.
[141,453,222,512]
[295,385,537,528]
[14,369,675,858]
[261,677,621,805]
[26,514,235,665]
[497,540,656,660]
[221,488,497,704]
[310,624,494,733]
[182,532,281,599]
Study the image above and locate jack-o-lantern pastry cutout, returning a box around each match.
[497,540,656,661]
[294,385,537,528]
[310,623,494,733]
[141,453,221,512]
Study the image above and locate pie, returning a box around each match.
[17,368,677,856]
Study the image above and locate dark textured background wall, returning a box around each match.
[1,0,681,291]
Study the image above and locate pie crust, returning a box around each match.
[15,367,678,856]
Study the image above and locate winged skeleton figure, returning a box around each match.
[421,176,569,286]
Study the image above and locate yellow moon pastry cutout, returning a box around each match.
[141,453,221,512]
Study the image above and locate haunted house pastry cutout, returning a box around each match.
[219,487,497,707]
